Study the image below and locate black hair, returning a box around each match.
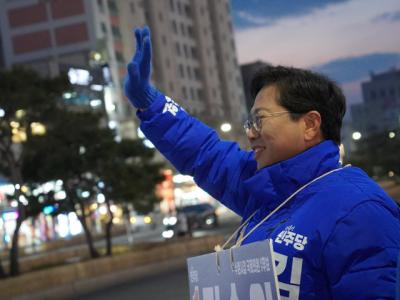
[250,65,346,145]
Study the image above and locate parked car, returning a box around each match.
[129,213,154,231]
[161,203,219,239]
[178,203,219,229]
[162,213,189,239]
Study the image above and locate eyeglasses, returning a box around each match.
[243,111,292,134]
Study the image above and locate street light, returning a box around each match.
[31,122,46,136]
[11,127,27,143]
[352,131,362,141]
[220,123,232,133]
[15,109,26,119]
[389,132,396,139]
[108,121,117,129]
[93,52,102,61]
[97,193,105,203]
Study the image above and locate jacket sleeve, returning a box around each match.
[137,94,257,216]
[322,200,400,299]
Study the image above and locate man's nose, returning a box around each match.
[245,127,259,140]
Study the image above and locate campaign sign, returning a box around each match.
[187,240,280,300]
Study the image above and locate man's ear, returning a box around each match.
[302,110,322,142]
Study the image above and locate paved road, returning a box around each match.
[70,212,241,300]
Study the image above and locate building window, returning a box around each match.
[172,21,178,33]
[97,0,104,12]
[101,22,107,34]
[190,87,195,100]
[183,44,188,58]
[169,82,174,93]
[159,12,164,22]
[111,26,122,38]
[177,1,182,14]
[130,2,135,13]
[194,68,201,80]
[197,88,204,100]
[180,23,185,36]
[191,47,197,59]
[166,58,170,68]
[187,66,192,79]
[115,52,124,62]
[176,42,181,56]
[380,89,386,97]
[182,86,187,98]
[370,91,376,99]
[231,39,236,50]
[169,0,174,11]
[108,0,118,13]
[184,4,191,17]
[187,26,194,38]
[179,64,184,78]
[162,35,167,45]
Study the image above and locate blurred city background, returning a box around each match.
[0,0,399,299]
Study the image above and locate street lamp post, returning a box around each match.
[220,123,232,133]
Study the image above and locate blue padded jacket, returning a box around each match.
[138,95,400,299]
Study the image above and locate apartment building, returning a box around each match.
[0,0,246,139]
[118,0,246,130]
[351,68,400,136]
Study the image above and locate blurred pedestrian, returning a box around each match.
[124,26,400,299]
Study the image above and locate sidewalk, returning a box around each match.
[1,225,164,274]
[1,211,240,275]
[0,235,224,300]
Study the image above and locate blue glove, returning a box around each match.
[124,26,161,109]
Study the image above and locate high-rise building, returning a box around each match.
[0,0,128,137]
[240,60,270,112]
[120,0,246,130]
[351,68,400,137]
[0,0,246,140]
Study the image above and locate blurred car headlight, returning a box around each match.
[163,216,178,226]
[162,229,174,239]
[169,216,177,225]
[205,217,214,225]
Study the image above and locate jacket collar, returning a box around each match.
[243,140,342,214]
